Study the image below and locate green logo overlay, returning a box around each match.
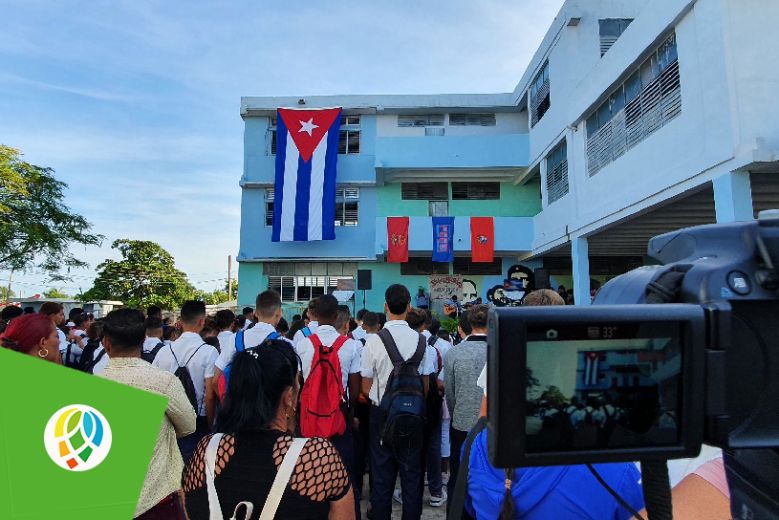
[43,404,113,471]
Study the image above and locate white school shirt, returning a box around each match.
[421,330,453,380]
[143,336,164,354]
[360,320,435,406]
[293,321,319,351]
[57,329,69,352]
[215,322,292,371]
[351,326,367,342]
[216,330,234,353]
[72,328,88,348]
[297,325,362,391]
[92,344,109,375]
[152,332,218,416]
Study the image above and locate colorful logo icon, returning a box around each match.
[43,404,112,471]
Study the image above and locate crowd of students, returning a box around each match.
[0,285,732,520]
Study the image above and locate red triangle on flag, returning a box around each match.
[277,108,342,162]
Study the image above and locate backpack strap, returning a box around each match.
[90,349,107,373]
[309,333,323,350]
[184,343,207,367]
[150,342,165,357]
[260,438,308,520]
[427,334,437,347]
[235,330,245,353]
[377,328,403,366]
[447,417,488,520]
[205,433,225,520]
[266,331,281,341]
[409,334,426,367]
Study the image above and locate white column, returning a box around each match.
[713,171,753,222]
[571,237,591,306]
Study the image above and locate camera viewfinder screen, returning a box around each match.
[525,322,683,453]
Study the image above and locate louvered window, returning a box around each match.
[449,113,496,126]
[586,33,680,176]
[398,114,445,127]
[451,182,500,200]
[453,258,502,275]
[267,275,354,302]
[530,61,550,126]
[599,19,633,56]
[546,140,568,204]
[401,182,448,201]
[265,187,359,226]
[400,258,450,275]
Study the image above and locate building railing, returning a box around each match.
[587,59,681,176]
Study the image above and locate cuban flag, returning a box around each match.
[272,107,342,242]
[584,352,600,386]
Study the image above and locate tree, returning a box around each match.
[0,145,103,279]
[0,287,14,300]
[225,280,238,301]
[82,239,195,309]
[194,289,230,306]
[43,288,70,299]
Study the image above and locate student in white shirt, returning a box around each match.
[38,302,68,356]
[214,309,235,354]
[153,300,218,463]
[351,308,368,342]
[213,291,291,398]
[240,306,254,330]
[361,284,434,520]
[293,299,319,350]
[142,315,166,359]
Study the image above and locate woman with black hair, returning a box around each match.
[183,339,355,519]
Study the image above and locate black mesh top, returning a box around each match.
[183,429,350,520]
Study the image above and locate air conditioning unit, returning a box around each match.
[425,127,445,137]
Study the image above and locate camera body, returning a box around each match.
[488,216,779,517]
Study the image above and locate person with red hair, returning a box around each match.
[1,313,62,363]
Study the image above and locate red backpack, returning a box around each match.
[299,334,349,438]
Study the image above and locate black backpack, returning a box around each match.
[170,344,205,414]
[425,335,444,424]
[377,329,427,450]
[141,342,165,364]
[78,339,101,372]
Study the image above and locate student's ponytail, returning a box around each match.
[499,468,516,520]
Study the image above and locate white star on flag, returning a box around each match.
[298,118,319,136]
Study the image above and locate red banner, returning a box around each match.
[470,217,494,262]
[387,217,409,263]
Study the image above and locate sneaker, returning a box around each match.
[429,489,447,508]
[393,489,403,504]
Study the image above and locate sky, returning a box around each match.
[0,0,564,297]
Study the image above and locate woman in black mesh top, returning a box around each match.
[183,339,354,519]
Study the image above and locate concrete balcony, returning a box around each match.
[374,216,534,256]
[374,133,530,181]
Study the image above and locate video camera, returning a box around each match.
[487,213,779,519]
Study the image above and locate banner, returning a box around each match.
[429,274,463,316]
[387,217,409,263]
[471,216,495,262]
[0,348,168,519]
[432,217,454,263]
[272,107,342,242]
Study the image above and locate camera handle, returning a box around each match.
[640,460,673,520]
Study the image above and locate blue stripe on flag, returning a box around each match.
[271,115,288,242]
[321,111,341,240]
[293,154,312,241]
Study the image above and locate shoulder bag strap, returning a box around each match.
[408,334,426,367]
[184,343,206,366]
[377,328,403,366]
[235,330,245,353]
[447,417,488,520]
[169,345,181,367]
[331,335,349,352]
[259,438,308,520]
[205,433,225,520]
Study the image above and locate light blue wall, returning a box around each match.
[375,134,529,169]
[237,262,266,308]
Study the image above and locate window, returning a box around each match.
[265,187,359,226]
[586,33,680,176]
[546,140,568,204]
[271,116,360,155]
[268,117,277,155]
[599,19,633,56]
[453,258,502,275]
[338,115,360,154]
[335,187,359,226]
[398,114,445,127]
[401,182,448,201]
[530,61,550,126]
[449,113,496,126]
[451,182,500,200]
[267,275,354,303]
[400,258,450,275]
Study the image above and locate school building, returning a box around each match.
[237,0,779,312]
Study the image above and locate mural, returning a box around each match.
[486,264,535,307]
[462,278,479,304]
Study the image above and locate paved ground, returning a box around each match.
[358,477,449,520]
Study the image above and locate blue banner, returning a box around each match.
[432,217,455,262]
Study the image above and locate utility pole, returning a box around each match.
[5,270,12,302]
[227,255,233,303]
